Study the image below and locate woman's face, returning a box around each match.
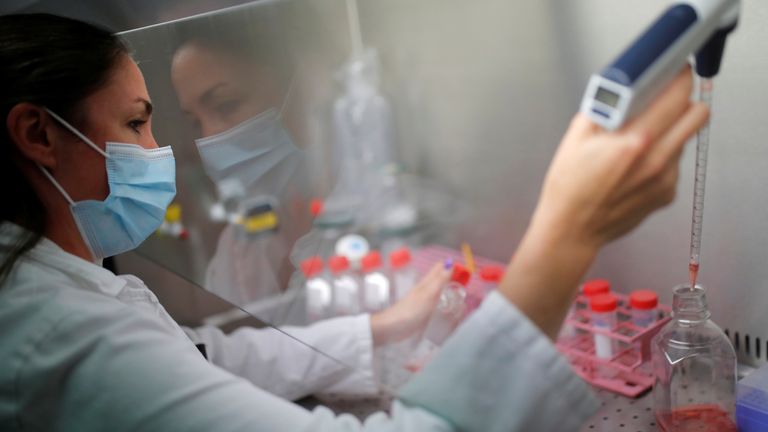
[171,41,281,138]
[53,54,157,202]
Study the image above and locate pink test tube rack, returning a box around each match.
[556,291,672,397]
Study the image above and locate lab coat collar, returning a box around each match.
[0,222,127,296]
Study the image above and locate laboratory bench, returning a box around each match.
[300,385,659,431]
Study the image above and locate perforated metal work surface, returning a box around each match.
[582,388,658,432]
[300,387,659,431]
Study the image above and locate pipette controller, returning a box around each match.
[580,0,739,131]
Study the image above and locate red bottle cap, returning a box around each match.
[590,293,618,312]
[583,279,611,297]
[361,251,383,272]
[328,255,350,274]
[630,290,658,310]
[479,265,504,283]
[309,199,324,217]
[389,247,412,269]
[300,256,323,277]
[451,263,471,286]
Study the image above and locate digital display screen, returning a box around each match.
[594,86,620,108]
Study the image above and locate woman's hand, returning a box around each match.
[500,67,709,339]
[533,66,709,252]
[370,263,451,347]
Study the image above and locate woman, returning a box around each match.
[0,13,708,432]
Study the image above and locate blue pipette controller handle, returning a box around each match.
[580,0,739,131]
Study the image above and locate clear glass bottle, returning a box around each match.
[652,284,737,432]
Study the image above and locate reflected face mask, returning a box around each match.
[194,108,298,191]
[38,109,176,260]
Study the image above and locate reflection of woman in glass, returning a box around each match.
[170,22,454,398]
[172,27,309,307]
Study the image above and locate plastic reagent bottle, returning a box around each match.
[361,251,391,312]
[389,247,417,301]
[328,255,361,316]
[652,284,737,432]
[301,256,332,322]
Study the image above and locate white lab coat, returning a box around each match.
[0,222,599,431]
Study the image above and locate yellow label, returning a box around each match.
[165,203,182,223]
[243,211,278,233]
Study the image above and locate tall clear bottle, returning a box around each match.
[652,284,737,432]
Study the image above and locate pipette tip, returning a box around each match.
[688,262,699,289]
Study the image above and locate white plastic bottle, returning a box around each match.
[361,251,391,312]
[301,256,332,323]
[389,247,418,301]
[328,255,361,316]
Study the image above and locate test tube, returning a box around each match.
[590,293,618,362]
[559,279,611,342]
[629,290,658,328]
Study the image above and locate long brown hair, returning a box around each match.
[0,14,128,285]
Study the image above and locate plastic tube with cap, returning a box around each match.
[590,293,619,369]
[630,290,659,328]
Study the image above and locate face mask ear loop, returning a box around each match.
[44,108,109,159]
[36,163,75,206]
[278,71,297,120]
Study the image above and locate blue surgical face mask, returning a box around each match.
[38,109,176,260]
[194,108,298,193]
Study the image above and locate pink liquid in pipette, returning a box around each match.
[688,262,699,289]
[656,404,736,432]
